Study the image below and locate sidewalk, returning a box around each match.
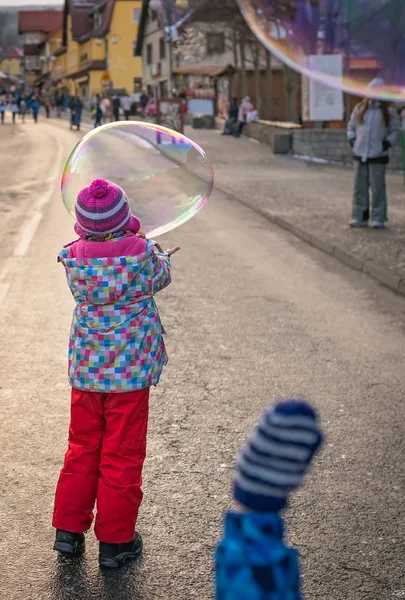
[188,128,405,295]
[62,111,405,295]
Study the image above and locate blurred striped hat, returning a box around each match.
[233,400,323,513]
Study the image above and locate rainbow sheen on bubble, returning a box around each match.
[237,0,405,101]
[62,121,214,238]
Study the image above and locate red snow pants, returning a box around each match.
[53,387,149,544]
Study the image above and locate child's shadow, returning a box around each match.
[98,557,145,600]
[53,554,90,600]
[53,554,145,600]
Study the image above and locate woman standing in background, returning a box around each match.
[347,78,401,229]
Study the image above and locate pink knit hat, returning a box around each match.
[74,178,140,238]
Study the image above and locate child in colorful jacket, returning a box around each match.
[53,178,179,568]
[216,400,323,599]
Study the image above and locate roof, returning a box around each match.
[5,47,23,60]
[172,65,236,77]
[61,0,114,44]
[19,10,63,34]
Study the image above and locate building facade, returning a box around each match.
[54,0,143,100]
[18,10,63,93]
[0,47,23,77]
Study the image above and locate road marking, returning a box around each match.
[13,136,64,257]
[0,131,64,305]
[13,212,43,257]
[0,284,10,306]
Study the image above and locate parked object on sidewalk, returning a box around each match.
[347,79,401,227]
[53,177,180,567]
[216,399,323,600]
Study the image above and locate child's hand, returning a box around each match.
[166,247,180,257]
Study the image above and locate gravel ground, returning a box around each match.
[0,119,405,600]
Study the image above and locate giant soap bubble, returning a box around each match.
[62,121,214,238]
[237,0,405,101]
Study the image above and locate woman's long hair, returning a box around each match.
[356,97,390,127]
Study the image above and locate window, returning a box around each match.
[147,42,153,65]
[159,37,166,60]
[133,77,142,92]
[133,7,140,22]
[206,32,225,55]
[80,52,88,63]
[93,11,103,29]
[151,10,158,21]
[133,41,137,57]
[25,56,40,70]
[24,32,41,44]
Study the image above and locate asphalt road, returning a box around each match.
[0,117,405,600]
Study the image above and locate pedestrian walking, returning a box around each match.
[140,91,149,118]
[30,96,41,123]
[19,99,27,123]
[55,93,64,118]
[221,97,239,136]
[100,95,112,122]
[52,178,180,568]
[69,96,83,131]
[236,96,253,138]
[10,97,19,124]
[44,100,51,118]
[120,93,132,120]
[0,93,7,124]
[347,78,401,229]
[112,95,121,121]
[216,399,323,600]
[93,103,103,128]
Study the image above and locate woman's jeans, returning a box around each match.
[236,121,245,138]
[352,161,387,223]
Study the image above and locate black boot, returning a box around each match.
[53,529,85,555]
[99,532,143,568]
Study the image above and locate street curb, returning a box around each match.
[213,184,405,298]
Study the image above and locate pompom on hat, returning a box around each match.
[233,399,323,513]
[74,178,140,238]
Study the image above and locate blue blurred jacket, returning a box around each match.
[216,512,301,600]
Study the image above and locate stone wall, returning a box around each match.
[213,117,404,171]
[243,120,301,148]
[293,129,404,171]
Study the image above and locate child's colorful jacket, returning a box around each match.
[216,512,301,600]
[58,239,171,393]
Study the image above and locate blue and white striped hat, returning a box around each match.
[233,400,323,513]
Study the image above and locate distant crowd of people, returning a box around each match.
[90,91,152,129]
[222,96,259,138]
[0,91,43,124]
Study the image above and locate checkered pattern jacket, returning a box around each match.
[58,240,171,393]
[216,512,301,600]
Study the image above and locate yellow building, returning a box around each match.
[0,48,23,77]
[54,0,143,100]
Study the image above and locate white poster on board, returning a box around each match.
[308,55,344,121]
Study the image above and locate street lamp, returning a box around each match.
[149,0,189,97]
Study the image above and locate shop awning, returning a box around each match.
[172,65,236,77]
